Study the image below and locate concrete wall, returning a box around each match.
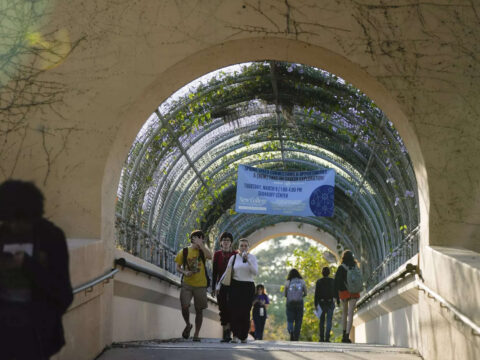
[354,246,480,360]
[6,0,476,254]
[353,258,420,349]
[355,305,420,349]
[53,243,221,359]
[112,250,221,342]
[56,285,113,360]
[2,1,480,359]
[417,246,480,360]
[52,240,114,360]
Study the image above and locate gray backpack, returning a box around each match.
[342,264,363,293]
[287,278,304,303]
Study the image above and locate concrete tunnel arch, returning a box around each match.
[102,37,426,285]
[247,222,340,259]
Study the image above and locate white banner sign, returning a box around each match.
[235,165,335,217]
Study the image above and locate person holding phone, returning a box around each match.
[0,180,73,360]
[226,238,258,343]
[175,230,212,342]
[252,284,269,340]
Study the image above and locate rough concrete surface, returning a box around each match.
[97,338,422,360]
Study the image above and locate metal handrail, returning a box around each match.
[357,263,418,308]
[357,264,480,337]
[417,281,480,336]
[73,268,119,294]
[365,227,419,291]
[114,258,217,303]
[114,258,180,286]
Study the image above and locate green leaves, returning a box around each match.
[285,246,341,342]
[117,61,419,286]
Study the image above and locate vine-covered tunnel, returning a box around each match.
[116,61,419,292]
[1,1,479,359]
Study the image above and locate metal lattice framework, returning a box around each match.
[115,62,419,289]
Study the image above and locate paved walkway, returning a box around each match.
[98,338,422,360]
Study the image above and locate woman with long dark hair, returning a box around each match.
[284,268,307,341]
[211,232,237,342]
[227,238,258,343]
[335,250,361,343]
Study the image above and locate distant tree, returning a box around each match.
[285,246,343,342]
[251,237,345,342]
[262,313,288,340]
[252,236,313,340]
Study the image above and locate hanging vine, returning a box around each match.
[115,61,419,282]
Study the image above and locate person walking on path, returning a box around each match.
[175,230,212,342]
[0,180,73,360]
[252,284,269,340]
[284,268,307,341]
[334,250,361,343]
[211,232,237,342]
[227,238,258,343]
[315,266,338,342]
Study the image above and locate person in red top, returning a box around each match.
[211,232,237,342]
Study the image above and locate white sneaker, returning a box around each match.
[231,336,238,343]
[241,339,247,343]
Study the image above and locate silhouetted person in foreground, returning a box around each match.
[0,180,73,359]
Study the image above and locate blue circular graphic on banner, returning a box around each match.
[309,185,334,216]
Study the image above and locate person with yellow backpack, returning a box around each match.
[175,230,212,342]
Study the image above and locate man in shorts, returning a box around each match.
[175,230,212,341]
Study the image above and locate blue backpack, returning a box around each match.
[287,278,304,303]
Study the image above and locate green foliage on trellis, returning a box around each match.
[115,61,419,285]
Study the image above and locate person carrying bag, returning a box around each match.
[218,252,236,288]
[212,233,237,342]
[227,239,258,343]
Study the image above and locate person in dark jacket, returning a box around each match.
[0,180,73,359]
[334,250,360,343]
[314,266,338,342]
[211,231,237,342]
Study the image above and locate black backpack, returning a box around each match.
[182,247,211,288]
